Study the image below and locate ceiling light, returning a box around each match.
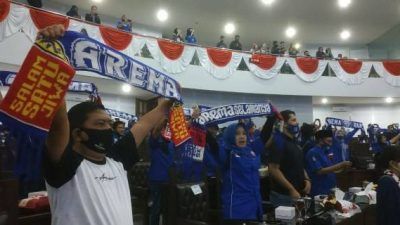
[340,30,351,40]
[261,0,275,6]
[294,43,301,49]
[122,84,131,93]
[285,27,297,38]
[321,98,328,104]
[224,23,236,35]
[91,0,102,3]
[338,0,351,8]
[156,9,168,22]
[385,97,393,103]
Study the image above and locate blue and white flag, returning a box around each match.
[194,103,273,125]
[325,117,364,130]
[59,31,182,102]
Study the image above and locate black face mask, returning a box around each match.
[80,128,114,154]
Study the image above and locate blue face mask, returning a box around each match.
[287,124,300,135]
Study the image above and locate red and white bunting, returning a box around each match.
[68,19,104,43]
[373,61,400,87]
[197,47,242,79]
[243,54,286,79]
[287,57,328,82]
[329,60,372,85]
[146,38,196,74]
[0,2,31,42]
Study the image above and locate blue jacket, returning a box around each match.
[219,123,263,221]
[148,136,175,183]
[305,145,336,196]
[185,35,197,44]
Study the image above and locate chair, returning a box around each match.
[129,162,151,225]
[175,182,209,225]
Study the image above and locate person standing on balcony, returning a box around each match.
[229,35,242,51]
[117,15,133,32]
[185,28,197,44]
[85,5,101,24]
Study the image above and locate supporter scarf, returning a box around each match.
[325,117,364,130]
[59,31,182,101]
[169,105,191,146]
[0,39,75,180]
[194,103,273,125]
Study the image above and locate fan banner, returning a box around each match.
[169,105,191,146]
[59,31,182,101]
[244,54,286,79]
[194,103,273,125]
[373,61,400,87]
[0,2,31,42]
[329,60,372,85]
[146,38,196,74]
[325,117,364,130]
[99,26,132,51]
[197,47,242,79]
[0,39,75,135]
[286,57,328,82]
[0,70,98,95]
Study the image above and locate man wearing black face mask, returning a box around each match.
[268,110,311,207]
[305,130,352,197]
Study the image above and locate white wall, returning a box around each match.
[313,104,400,128]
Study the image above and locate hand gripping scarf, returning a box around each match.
[0,31,181,180]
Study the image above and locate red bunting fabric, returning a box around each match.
[296,57,319,74]
[29,8,69,30]
[373,61,400,86]
[382,61,400,76]
[286,57,328,82]
[99,26,132,51]
[157,39,184,60]
[243,54,285,79]
[338,60,362,74]
[207,48,232,67]
[329,60,372,85]
[251,54,277,70]
[0,0,10,22]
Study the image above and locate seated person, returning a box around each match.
[305,130,352,196]
[376,146,400,225]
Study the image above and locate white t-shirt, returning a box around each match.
[43,133,139,225]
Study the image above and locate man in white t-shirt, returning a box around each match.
[41,24,173,225]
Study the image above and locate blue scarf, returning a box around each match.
[194,103,273,125]
[325,117,364,130]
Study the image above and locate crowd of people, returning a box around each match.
[63,4,347,59]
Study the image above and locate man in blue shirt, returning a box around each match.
[305,130,352,196]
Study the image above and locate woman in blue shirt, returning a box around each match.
[218,121,269,223]
[376,146,400,225]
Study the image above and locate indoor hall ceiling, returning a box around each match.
[52,0,400,47]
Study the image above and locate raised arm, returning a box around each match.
[389,133,400,145]
[317,161,352,175]
[344,128,359,143]
[130,98,172,147]
[45,100,70,162]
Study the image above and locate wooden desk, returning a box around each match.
[336,204,376,225]
[18,211,51,225]
[336,169,380,191]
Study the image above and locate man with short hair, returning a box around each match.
[39,22,173,225]
[85,5,101,24]
[305,130,352,196]
[216,35,227,48]
[112,120,125,143]
[229,35,242,50]
[268,110,311,207]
